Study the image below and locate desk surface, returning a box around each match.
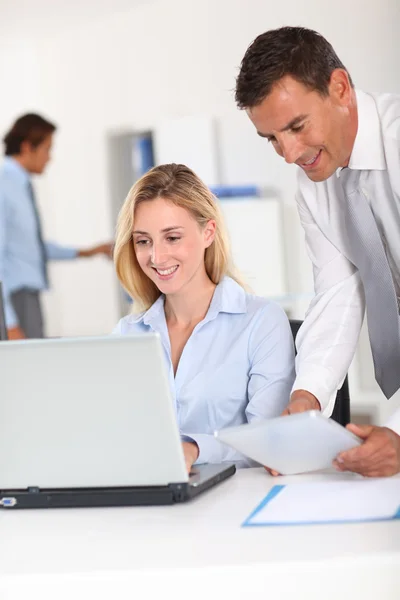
[1,468,399,600]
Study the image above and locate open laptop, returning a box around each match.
[0,333,235,509]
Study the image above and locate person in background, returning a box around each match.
[113,163,295,472]
[0,113,113,339]
[235,26,400,477]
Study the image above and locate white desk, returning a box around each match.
[1,468,399,600]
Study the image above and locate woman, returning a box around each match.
[113,163,295,471]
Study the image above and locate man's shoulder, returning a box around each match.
[0,162,9,185]
[0,164,12,205]
[373,92,400,115]
[0,161,19,193]
[373,92,400,140]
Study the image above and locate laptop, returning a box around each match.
[0,333,235,509]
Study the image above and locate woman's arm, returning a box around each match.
[183,302,296,467]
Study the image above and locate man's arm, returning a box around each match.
[328,100,400,477]
[264,183,366,477]
[77,243,113,258]
[45,242,113,261]
[288,180,365,414]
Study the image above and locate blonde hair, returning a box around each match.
[114,163,244,312]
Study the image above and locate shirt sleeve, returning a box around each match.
[292,182,365,414]
[0,191,19,327]
[181,433,258,467]
[111,320,122,334]
[245,301,296,419]
[184,302,296,466]
[385,406,400,436]
[45,241,78,260]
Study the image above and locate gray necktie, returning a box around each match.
[27,181,49,287]
[341,168,400,399]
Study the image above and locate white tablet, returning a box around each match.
[214,411,362,475]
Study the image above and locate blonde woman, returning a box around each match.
[113,164,295,471]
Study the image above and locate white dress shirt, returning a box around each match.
[293,89,400,435]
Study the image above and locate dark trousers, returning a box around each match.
[11,289,44,339]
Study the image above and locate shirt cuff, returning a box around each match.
[181,433,222,464]
[45,242,79,260]
[291,374,338,417]
[182,433,257,467]
[62,247,79,259]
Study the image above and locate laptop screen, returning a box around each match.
[0,282,8,341]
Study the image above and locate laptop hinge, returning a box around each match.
[167,482,188,503]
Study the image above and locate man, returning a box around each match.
[0,113,113,339]
[235,26,400,477]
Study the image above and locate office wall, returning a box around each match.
[24,0,399,332]
[1,0,399,420]
[0,37,41,135]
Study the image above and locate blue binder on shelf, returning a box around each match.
[132,134,155,177]
[210,185,259,199]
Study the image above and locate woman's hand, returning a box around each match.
[182,441,199,473]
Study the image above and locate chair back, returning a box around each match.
[289,319,350,426]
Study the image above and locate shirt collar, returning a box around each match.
[2,156,31,184]
[348,89,386,171]
[128,294,165,328]
[128,276,247,330]
[206,276,247,319]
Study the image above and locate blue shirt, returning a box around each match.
[0,157,78,327]
[113,277,296,466]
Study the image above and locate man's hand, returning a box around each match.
[182,441,199,473]
[333,424,400,477]
[282,390,321,416]
[7,326,25,340]
[78,242,114,259]
[265,390,321,476]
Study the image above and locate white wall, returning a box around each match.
[1,0,399,420]
[0,37,42,133]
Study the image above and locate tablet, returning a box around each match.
[214,411,362,475]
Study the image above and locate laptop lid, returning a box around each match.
[0,334,189,490]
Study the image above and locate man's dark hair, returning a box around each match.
[235,26,354,109]
[3,113,56,156]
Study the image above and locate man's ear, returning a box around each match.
[329,68,352,107]
[19,140,33,156]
